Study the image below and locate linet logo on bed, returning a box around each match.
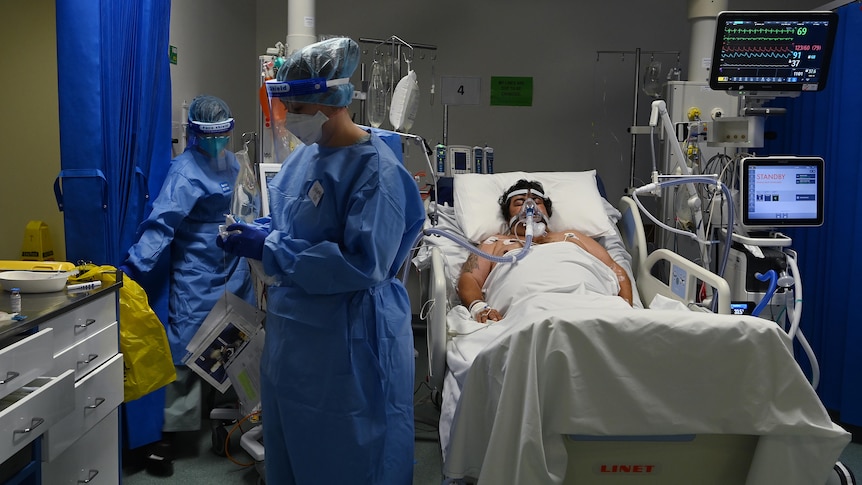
[597,463,657,474]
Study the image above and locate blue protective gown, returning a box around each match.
[261,131,424,484]
[125,148,252,364]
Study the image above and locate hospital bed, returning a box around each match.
[414,171,850,485]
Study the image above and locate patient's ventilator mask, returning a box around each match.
[507,190,548,238]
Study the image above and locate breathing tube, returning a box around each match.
[751,270,778,318]
[784,252,820,388]
[632,177,734,279]
[423,226,534,261]
[393,130,541,284]
[401,219,537,288]
[746,251,818,388]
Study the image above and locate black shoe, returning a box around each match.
[145,440,174,477]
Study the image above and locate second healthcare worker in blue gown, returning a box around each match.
[120,95,252,476]
[218,37,425,484]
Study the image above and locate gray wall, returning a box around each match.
[0,0,831,262]
[169,0,258,156]
[173,0,827,201]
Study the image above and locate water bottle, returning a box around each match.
[10,288,21,313]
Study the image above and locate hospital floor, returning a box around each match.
[121,325,862,484]
[121,324,444,485]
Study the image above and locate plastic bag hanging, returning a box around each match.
[642,59,663,98]
[230,143,260,223]
[389,57,419,132]
[366,58,388,128]
[228,141,276,310]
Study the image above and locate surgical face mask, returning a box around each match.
[284,111,329,145]
[198,136,230,159]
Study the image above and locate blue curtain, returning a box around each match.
[55,0,172,266]
[55,0,173,449]
[764,4,862,426]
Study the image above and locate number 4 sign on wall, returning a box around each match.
[441,76,481,106]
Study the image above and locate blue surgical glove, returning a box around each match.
[217,223,267,260]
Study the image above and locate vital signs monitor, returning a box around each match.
[709,11,839,95]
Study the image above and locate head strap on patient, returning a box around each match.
[504,188,546,202]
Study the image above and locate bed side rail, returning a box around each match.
[617,196,648,280]
[618,196,730,314]
[639,249,732,314]
[428,246,448,392]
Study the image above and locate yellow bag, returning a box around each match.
[69,264,176,402]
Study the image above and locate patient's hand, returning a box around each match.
[476,307,503,324]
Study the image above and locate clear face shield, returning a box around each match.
[188,118,234,169]
[265,77,350,162]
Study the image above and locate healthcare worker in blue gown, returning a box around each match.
[120,94,252,476]
[217,37,424,484]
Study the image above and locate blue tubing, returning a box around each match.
[751,270,778,317]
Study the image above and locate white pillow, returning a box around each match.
[453,171,615,243]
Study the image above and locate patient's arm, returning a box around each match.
[457,242,503,322]
[563,230,634,306]
[457,254,486,307]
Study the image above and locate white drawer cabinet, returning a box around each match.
[0,328,55,401]
[42,407,120,485]
[52,322,119,382]
[43,295,115,358]
[0,282,122,485]
[42,353,123,461]
[0,370,76,462]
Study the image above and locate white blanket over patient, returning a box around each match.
[440,244,849,485]
[483,241,621,316]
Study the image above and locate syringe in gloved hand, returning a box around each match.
[219,214,242,241]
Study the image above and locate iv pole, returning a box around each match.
[595,49,681,190]
[357,36,438,128]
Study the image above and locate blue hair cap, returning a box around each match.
[276,37,359,107]
[188,95,232,123]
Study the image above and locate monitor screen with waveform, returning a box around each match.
[709,11,838,95]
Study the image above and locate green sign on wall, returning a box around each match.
[490,76,533,106]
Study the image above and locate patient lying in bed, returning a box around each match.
[437,179,849,485]
[457,179,633,323]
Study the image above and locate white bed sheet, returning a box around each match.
[439,252,849,485]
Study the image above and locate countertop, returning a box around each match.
[0,274,122,343]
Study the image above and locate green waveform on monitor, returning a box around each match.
[724,27,796,35]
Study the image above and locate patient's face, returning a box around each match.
[509,194,549,219]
